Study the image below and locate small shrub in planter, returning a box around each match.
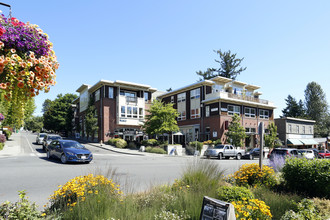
[145,146,166,154]
[217,185,254,202]
[128,142,137,149]
[203,140,213,145]
[188,141,203,152]
[107,138,119,146]
[0,134,6,143]
[115,139,127,148]
[214,139,222,145]
[0,143,4,150]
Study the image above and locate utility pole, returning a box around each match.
[259,122,264,170]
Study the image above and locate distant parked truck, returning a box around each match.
[204,144,245,160]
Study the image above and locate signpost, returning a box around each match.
[200,196,236,220]
[259,122,264,170]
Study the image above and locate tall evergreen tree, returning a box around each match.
[304,82,329,137]
[197,50,247,80]
[282,95,305,118]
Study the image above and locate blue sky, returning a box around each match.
[5,0,330,118]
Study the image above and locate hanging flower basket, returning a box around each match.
[0,113,4,121]
[0,14,59,100]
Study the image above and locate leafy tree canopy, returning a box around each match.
[196,50,247,80]
[225,114,246,147]
[143,99,179,136]
[84,97,98,139]
[264,122,281,149]
[43,93,78,135]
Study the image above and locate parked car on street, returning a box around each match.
[307,148,320,158]
[36,133,47,145]
[242,148,268,160]
[298,149,315,160]
[204,144,245,160]
[46,140,93,164]
[269,148,302,161]
[318,149,330,158]
[42,134,62,151]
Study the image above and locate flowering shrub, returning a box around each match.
[0,134,5,143]
[0,190,41,219]
[48,174,122,211]
[280,199,322,220]
[0,15,58,126]
[203,140,213,145]
[154,209,190,220]
[269,154,286,172]
[232,198,272,220]
[233,163,277,187]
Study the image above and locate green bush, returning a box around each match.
[145,147,166,154]
[217,185,254,202]
[3,130,12,140]
[0,190,42,219]
[313,198,330,219]
[214,139,222,145]
[115,139,127,148]
[282,158,330,198]
[0,143,3,150]
[188,141,203,152]
[107,138,119,146]
[280,199,322,220]
[128,142,137,149]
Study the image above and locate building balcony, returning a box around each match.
[204,91,274,107]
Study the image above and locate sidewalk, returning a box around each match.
[0,132,22,158]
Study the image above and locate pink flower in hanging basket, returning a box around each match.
[0,113,4,121]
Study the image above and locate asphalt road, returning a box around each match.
[0,132,268,210]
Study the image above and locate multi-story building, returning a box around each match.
[73,80,158,142]
[157,76,276,147]
[274,117,319,148]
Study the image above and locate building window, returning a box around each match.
[296,125,299,134]
[245,127,256,133]
[303,126,305,134]
[109,87,114,98]
[95,89,100,101]
[178,110,186,121]
[245,107,256,118]
[127,106,132,118]
[171,96,174,103]
[139,108,143,118]
[288,124,292,133]
[121,106,125,117]
[177,92,186,103]
[309,126,312,134]
[205,106,210,117]
[259,109,269,119]
[144,92,148,102]
[190,88,200,99]
[212,84,223,93]
[228,105,240,116]
[133,107,138,118]
[191,108,200,119]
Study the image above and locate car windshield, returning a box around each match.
[39,134,46,137]
[319,150,329,153]
[49,136,61,140]
[214,145,225,149]
[273,150,287,155]
[62,142,85,149]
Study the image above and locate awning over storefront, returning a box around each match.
[287,139,303,145]
[299,139,319,145]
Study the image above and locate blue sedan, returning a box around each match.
[47,140,93,164]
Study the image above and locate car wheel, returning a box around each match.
[236,153,242,160]
[249,154,253,160]
[46,150,51,159]
[218,153,223,160]
[60,154,67,164]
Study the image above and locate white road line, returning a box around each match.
[24,135,35,153]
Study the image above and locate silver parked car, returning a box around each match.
[36,133,47,145]
[42,134,62,151]
[298,149,315,160]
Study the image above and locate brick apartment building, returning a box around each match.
[157,76,276,147]
[73,80,160,143]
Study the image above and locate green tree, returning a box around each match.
[304,82,329,137]
[264,122,281,149]
[85,99,99,140]
[43,93,78,135]
[196,50,247,80]
[225,114,246,147]
[24,116,43,133]
[143,99,179,136]
[282,95,305,118]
